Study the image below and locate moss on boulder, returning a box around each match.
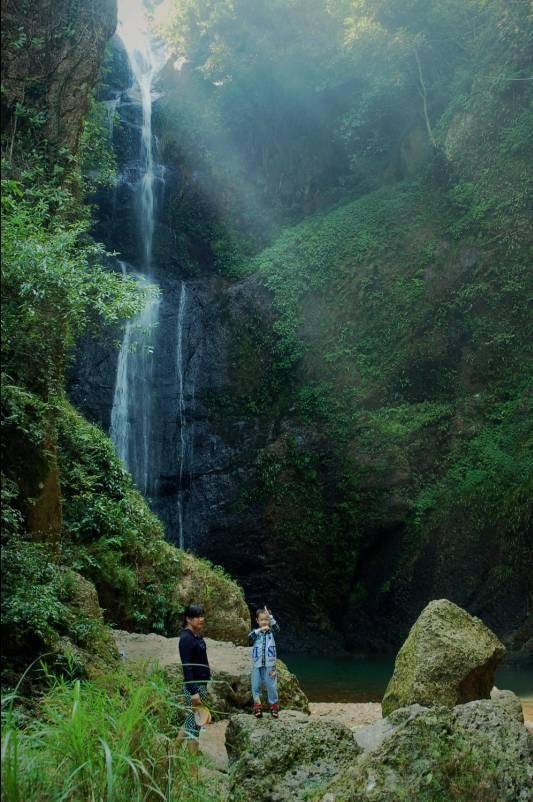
[226,711,361,802]
[382,599,505,716]
[172,551,249,644]
[51,570,118,677]
[317,695,532,802]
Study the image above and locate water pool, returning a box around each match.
[281,653,533,703]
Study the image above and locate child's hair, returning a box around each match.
[256,607,270,619]
[183,603,205,625]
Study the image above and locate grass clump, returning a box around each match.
[1,662,225,802]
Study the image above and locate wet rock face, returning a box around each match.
[381,599,506,716]
[71,272,272,554]
[1,0,117,154]
[69,31,287,632]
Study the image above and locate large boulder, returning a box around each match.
[172,551,250,644]
[226,711,361,802]
[382,599,505,715]
[112,630,309,715]
[317,694,533,802]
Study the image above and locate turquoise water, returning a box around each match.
[281,654,533,702]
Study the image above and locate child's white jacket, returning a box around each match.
[248,617,279,669]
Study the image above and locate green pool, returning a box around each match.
[281,653,533,703]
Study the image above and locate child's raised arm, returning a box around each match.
[268,609,280,632]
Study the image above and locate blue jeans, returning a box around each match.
[252,665,279,705]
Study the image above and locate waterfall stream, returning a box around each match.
[109,1,166,497]
[176,282,187,549]
[103,2,200,549]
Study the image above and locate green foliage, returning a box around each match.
[249,182,428,376]
[57,402,183,633]
[253,436,360,615]
[158,0,531,258]
[414,394,533,540]
[213,0,532,630]
[1,664,223,802]
[1,533,115,684]
[160,0,346,229]
[79,95,118,188]
[1,538,70,647]
[1,477,24,539]
[1,166,151,396]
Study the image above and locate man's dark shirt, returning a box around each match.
[178,628,211,695]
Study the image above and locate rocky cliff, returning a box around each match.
[1,0,117,156]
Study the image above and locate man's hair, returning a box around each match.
[184,603,205,624]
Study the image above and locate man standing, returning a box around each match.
[179,603,211,753]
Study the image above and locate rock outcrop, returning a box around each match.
[226,711,361,802]
[170,551,250,644]
[112,630,309,715]
[318,693,532,802]
[382,599,506,715]
[55,570,118,676]
[1,0,117,154]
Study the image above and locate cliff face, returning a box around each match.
[1,0,117,543]
[1,0,116,155]
[72,14,531,656]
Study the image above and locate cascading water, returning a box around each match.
[103,97,119,137]
[109,1,166,496]
[176,282,187,548]
[82,1,202,552]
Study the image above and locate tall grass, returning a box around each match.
[1,662,225,802]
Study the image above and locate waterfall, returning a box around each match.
[109,1,166,496]
[109,261,132,466]
[103,96,119,137]
[176,282,187,548]
[107,2,196,546]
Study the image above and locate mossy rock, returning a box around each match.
[382,599,505,716]
[316,695,532,802]
[206,656,309,717]
[226,710,361,801]
[171,550,250,644]
[51,570,119,677]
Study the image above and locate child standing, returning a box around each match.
[249,606,280,719]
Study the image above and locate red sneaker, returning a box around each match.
[253,703,263,719]
[270,704,279,719]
